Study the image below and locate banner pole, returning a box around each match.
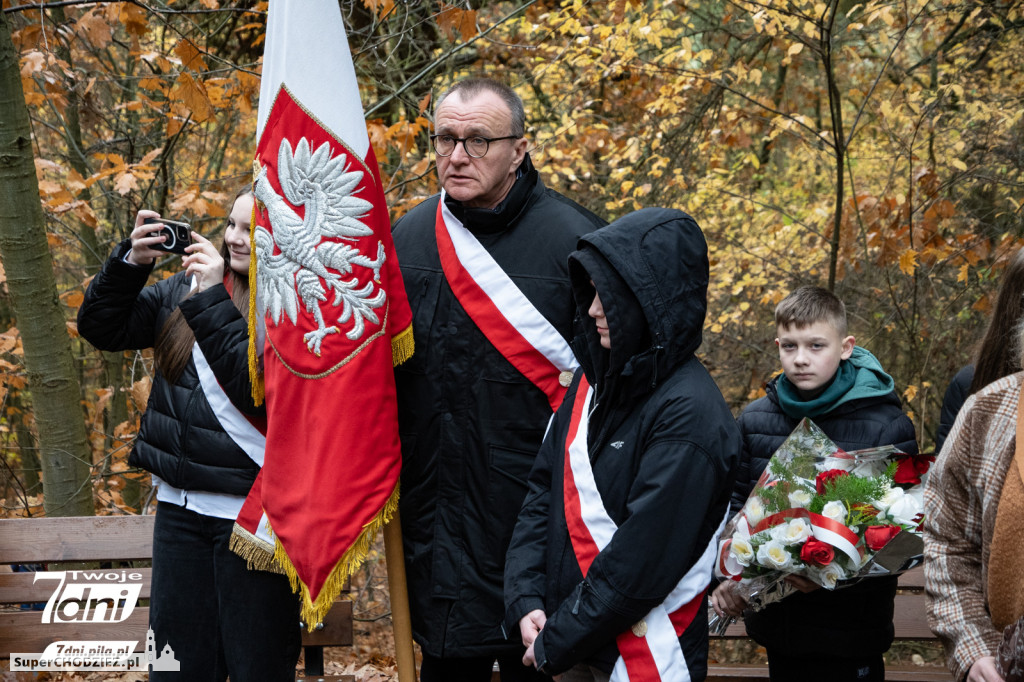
[385,510,417,682]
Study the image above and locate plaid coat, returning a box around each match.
[924,371,1021,681]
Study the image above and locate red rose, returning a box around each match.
[815,469,850,495]
[864,525,902,551]
[799,539,835,567]
[893,455,936,487]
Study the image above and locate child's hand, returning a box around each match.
[710,581,748,617]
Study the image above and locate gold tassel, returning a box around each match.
[247,199,264,406]
[391,324,414,367]
[273,484,400,627]
[229,523,284,574]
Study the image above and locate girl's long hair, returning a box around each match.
[153,190,252,385]
[970,248,1024,394]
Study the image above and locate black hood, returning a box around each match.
[568,208,708,394]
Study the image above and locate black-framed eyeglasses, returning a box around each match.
[430,134,521,158]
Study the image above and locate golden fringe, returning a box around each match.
[229,522,284,574]
[275,484,400,627]
[247,200,264,406]
[391,324,414,367]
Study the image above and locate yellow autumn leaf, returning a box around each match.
[787,43,804,56]
[898,249,918,276]
[903,385,918,402]
[950,158,968,171]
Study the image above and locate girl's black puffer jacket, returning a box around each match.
[78,240,262,496]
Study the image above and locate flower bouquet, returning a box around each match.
[709,418,933,635]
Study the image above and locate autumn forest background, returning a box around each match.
[0,0,1021,674]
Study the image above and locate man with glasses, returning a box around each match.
[392,77,605,681]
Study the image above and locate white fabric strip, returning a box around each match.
[567,384,616,549]
[257,0,368,159]
[439,191,578,375]
[187,278,273,545]
[811,525,862,565]
[192,343,265,467]
[568,382,705,682]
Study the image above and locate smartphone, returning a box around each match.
[142,217,192,255]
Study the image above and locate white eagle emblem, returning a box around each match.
[254,138,387,356]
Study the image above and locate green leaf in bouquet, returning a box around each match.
[818,472,892,509]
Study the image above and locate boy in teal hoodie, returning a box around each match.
[710,286,918,682]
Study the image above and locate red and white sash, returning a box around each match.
[562,376,724,682]
[190,277,274,548]
[435,191,578,411]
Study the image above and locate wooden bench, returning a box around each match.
[708,566,952,681]
[0,515,354,681]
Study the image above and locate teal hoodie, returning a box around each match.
[775,346,896,420]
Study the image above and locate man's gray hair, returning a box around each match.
[435,78,525,138]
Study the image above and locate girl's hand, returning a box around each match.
[127,210,169,265]
[182,233,225,292]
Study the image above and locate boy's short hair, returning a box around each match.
[775,286,848,337]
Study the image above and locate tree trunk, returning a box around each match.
[0,10,93,518]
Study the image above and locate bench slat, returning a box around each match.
[0,568,153,604]
[0,516,155,564]
[707,664,952,682]
[2,602,353,657]
[0,608,151,655]
[897,566,925,590]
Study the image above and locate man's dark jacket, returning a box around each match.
[391,155,605,657]
[77,240,261,495]
[503,208,741,677]
[732,378,918,657]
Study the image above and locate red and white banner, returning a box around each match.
[562,376,723,682]
[230,0,413,627]
[435,192,577,411]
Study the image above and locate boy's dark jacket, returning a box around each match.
[77,240,261,495]
[504,208,741,676]
[732,375,918,656]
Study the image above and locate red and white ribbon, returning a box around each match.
[435,192,578,411]
[562,376,723,682]
[751,508,864,565]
